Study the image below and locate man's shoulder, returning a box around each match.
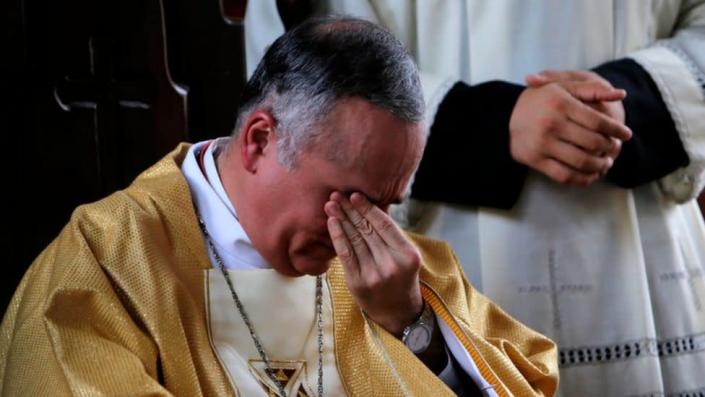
[70,143,193,233]
[54,142,198,267]
[18,142,204,302]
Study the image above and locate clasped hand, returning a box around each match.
[324,192,423,337]
[509,69,633,185]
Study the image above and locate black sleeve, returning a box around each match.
[594,58,689,187]
[410,81,528,209]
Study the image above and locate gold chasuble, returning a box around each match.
[0,144,558,396]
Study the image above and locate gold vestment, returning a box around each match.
[1,144,558,396]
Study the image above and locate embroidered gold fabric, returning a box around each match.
[328,236,558,397]
[1,144,557,396]
[416,238,559,396]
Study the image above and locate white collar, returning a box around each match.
[181,138,270,270]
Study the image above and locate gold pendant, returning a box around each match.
[249,359,315,396]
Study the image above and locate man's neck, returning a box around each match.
[181,139,269,270]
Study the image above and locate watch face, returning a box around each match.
[407,326,433,353]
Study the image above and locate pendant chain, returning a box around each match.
[198,217,324,397]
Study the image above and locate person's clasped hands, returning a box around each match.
[509,69,633,186]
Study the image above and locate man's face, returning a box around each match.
[243,98,424,276]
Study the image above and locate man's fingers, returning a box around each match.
[539,158,602,186]
[525,73,549,87]
[328,193,386,267]
[349,193,421,275]
[526,70,597,87]
[606,137,622,159]
[563,96,632,141]
[333,192,376,238]
[327,216,360,276]
[537,69,604,83]
[556,121,619,155]
[349,193,408,248]
[549,139,613,174]
[334,193,396,263]
[337,206,377,271]
[510,77,627,184]
[563,81,626,103]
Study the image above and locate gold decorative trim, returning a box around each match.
[328,259,455,396]
[421,282,509,397]
[325,272,355,397]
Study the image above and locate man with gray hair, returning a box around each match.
[1,16,560,396]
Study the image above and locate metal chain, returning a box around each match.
[316,275,324,397]
[198,217,324,397]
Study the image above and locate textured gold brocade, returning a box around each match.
[415,240,559,396]
[1,143,557,396]
[329,236,558,397]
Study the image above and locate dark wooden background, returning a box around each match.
[1,0,249,312]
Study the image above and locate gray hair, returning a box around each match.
[233,16,425,168]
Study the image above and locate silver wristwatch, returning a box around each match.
[401,302,436,354]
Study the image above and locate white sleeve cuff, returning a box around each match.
[629,45,705,202]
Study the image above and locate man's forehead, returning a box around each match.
[317,100,423,155]
[314,126,423,174]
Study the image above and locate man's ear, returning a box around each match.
[239,110,277,173]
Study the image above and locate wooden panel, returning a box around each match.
[164,0,246,141]
[2,0,189,311]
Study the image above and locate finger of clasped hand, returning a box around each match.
[324,192,424,336]
[509,71,632,186]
